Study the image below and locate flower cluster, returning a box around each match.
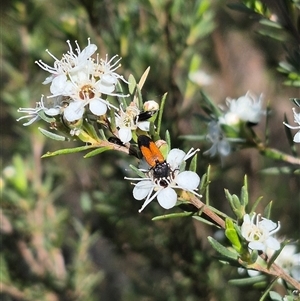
[125,145,201,212]
[17,39,128,136]
[205,92,264,158]
[241,213,281,252]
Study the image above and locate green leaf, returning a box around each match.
[207,236,238,260]
[128,164,147,178]
[165,129,171,151]
[225,218,242,252]
[224,189,233,203]
[41,145,95,158]
[37,110,56,123]
[12,154,28,195]
[157,93,167,135]
[128,74,137,95]
[189,152,198,173]
[291,98,300,107]
[240,175,248,207]
[259,18,283,29]
[259,277,279,301]
[249,250,258,264]
[179,134,207,141]
[38,127,67,141]
[263,201,273,219]
[227,3,259,14]
[200,90,222,117]
[84,146,112,158]
[228,275,266,286]
[83,121,101,141]
[192,215,220,227]
[259,166,297,175]
[152,211,194,221]
[249,196,263,214]
[115,80,128,107]
[283,79,300,87]
[80,192,93,212]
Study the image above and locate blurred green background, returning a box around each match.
[1,0,299,300]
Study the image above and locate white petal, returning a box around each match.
[43,75,54,84]
[45,107,60,116]
[176,171,200,190]
[259,218,277,231]
[50,74,68,95]
[243,214,251,224]
[119,128,132,143]
[98,75,117,94]
[78,44,97,61]
[294,131,300,143]
[89,99,107,116]
[167,149,186,169]
[291,258,300,281]
[138,121,150,131]
[247,270,261,277]
[218,139,231,156]
[249,241,265,251]
[157,187,177,209]
[64,102,84,121]
[133,181,153,200]
[266,237,280,251]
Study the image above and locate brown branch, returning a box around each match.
[189,194,226,229]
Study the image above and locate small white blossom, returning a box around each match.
[241,213,281,252]
[283,108,300,143]
[17,95,61,126]
[115,103,150,143]
[219,92,265,125]
[94,54,128,88]
[125,147,201,212]
[268,245,300,281]
[143,100,159,112]
[57,70,118,121]
[204,121,231,157]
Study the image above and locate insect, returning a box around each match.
[137,135,171,187]
[137,110,157,122]
[108,136,125,146]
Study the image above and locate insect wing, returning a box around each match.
[138,135,164,167]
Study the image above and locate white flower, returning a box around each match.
[143,100,159,112]
[204,121,231,157]
[93,54,128,89]
[219,92,264,125]
[57,71,118,121]
[36,39,97,84]
[115,103,150,143]
[241,213,281,252]
[125,147,201,212]
[189,70,213,86]
[17,95,61,126]
[267,245,300,281]
[283,108,300,143]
